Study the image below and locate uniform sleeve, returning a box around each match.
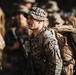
[44,30,62,75]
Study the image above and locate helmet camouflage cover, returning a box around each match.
[28,7,48,21]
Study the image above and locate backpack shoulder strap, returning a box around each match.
[39,28,57,46]
[39,28,45,47]
[50,29,56,38]
[39,27,51,46]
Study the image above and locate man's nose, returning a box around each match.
[27,18,30,22]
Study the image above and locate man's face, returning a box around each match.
[15,13,27,27]
[27,14,40,30]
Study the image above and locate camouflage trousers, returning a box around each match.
[61,63,75,75]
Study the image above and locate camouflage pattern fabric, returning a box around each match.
[30,27,62,75]
[28,7,48,21]
[52,26,76,75]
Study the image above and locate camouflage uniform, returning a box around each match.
[30,27,62,75]
[27,7,62,75]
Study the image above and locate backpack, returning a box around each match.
[53,26,76,61]
[39,27,75,67]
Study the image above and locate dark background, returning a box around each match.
[0,0,76,24]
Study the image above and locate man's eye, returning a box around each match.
[27,15,35,20]
[30,17,34,19]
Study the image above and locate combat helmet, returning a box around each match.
[52,13,64,24]
[46,1,59,12]
[13,5,29,17]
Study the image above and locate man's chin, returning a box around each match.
[29,27,36,30]
[29,27,33,30]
